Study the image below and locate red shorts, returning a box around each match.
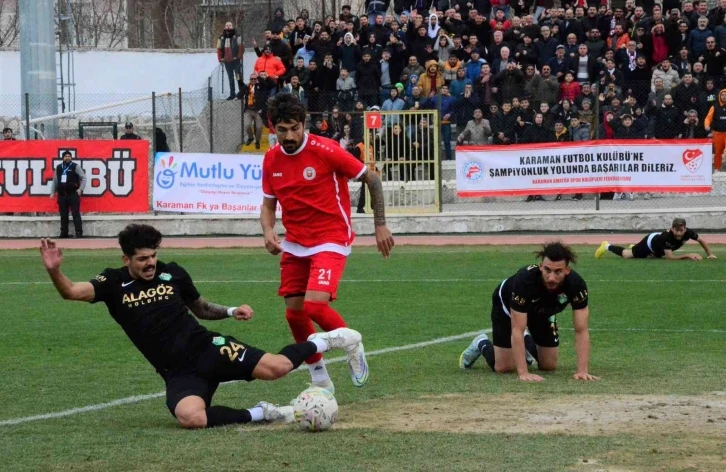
[278,251,348,299]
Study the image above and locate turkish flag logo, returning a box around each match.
[682,149,703,174]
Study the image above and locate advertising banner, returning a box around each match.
[0,140,149,212]
[456,140,712,197]
[153,152,269,214]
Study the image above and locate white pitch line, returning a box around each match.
[2,325,724,427]
[0,330,484,427]
[3,278,726,286]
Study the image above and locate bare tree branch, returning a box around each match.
[0,0,20,47]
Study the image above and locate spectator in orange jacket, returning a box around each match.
[607,24,630,51]
[704,88,726,172]
[254,45,286,83]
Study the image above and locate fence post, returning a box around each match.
[208,77,214,153]
[437,90,443,212]
[593,84,600,211]
[178,87,183,152]
[152,92,157,155]
[24,93,30,140]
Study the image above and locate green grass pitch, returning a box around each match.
[0,245,724,471]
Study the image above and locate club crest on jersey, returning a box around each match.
[303,167,316,180]
[557,294,568,304]
[159,272,172,281]
[212,336,226,346]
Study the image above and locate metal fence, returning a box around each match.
[364,110,442,213]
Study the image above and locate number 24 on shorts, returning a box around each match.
[220,341,246,362]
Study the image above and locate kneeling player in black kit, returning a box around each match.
[595,218,716,261]
[459,242,600,382]
[39,224,363,429]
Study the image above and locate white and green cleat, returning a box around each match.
[311,378,335,395]
[459,333,489,369]
[255,401,295,424]
[346,342,369,387]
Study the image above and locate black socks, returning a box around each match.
[478,334,539,371]
[524,334,539,363]
[205,406,252,427]
[278,341,318,369]
[477,338,496,371]
[608,245,625,257]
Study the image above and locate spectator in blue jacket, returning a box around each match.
[423,84,456,160]
[688,16,713,59]
[465,49,487,83]
[449,68,472,99]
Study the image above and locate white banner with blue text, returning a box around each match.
[153,152,267,213]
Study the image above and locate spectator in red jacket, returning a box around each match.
[217,22,244,100]
[559,72,581,101]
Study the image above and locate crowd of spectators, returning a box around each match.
[225,1,726,190]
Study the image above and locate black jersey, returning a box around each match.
[499,264,589,320]
[647,229,699,257]
[89,261,213,373]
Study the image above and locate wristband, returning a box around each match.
[227,307,236,318]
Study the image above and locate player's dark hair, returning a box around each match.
[672,217,686,228]
[267,93,307,126]
[118,224,162,257]
[535,242,577,265]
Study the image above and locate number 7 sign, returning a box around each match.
[366,112,382,129]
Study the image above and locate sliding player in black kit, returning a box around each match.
[595,218,717,261]
[39,224,363,429]
[459,242,600,382]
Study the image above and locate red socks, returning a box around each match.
[285,303,348,365]
[303,301,347,331]
[285,308,321,364]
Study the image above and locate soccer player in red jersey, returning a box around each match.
[260,93,394,392]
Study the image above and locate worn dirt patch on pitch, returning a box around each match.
[336,392,726,436]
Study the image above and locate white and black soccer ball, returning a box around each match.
[291,387,338,432]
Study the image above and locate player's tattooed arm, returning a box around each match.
[187,297,230,320]
[361,170,395,258]
[362,170,386,226]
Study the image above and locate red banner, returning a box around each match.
[0,140,149,212]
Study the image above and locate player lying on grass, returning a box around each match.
[595,218,716,261]
[260,92,395,394]
[39,224,364,429]
[459,242,600,382]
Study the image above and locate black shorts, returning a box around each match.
[631,236,656,259]
[163,335,266,416]
[490,288,560,349]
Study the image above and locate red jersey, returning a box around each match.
[262,133,366,256]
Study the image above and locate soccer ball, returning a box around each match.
[291,387,338,432]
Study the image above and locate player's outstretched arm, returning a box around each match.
[187,297,254,321]
[664,249,702,261]
[511,309,543,382]
[39,238,95,302]
[697,237,717,259]
[572,307,600,381]
[260,197,282,255]
[361,170,395,258]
